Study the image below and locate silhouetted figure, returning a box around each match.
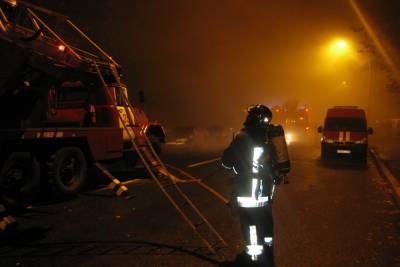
[222,104,290,266]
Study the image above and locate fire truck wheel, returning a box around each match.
[151,141,162,155]
[124,150,139,169]
[0,152,41,210]
[147,134,163,155]
[48,147,87,195]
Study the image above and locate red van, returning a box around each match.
[318,106,373,162]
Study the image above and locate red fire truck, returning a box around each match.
[271,105,311,144]
[0,1,165,207]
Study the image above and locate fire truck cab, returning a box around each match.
[318,106,373,162]
[272,105,311,145]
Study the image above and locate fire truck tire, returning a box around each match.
[0,152,41,210]
[47,147,87,195]
[124,150,139,169]
[151,141,162,155]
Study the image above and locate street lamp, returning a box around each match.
[321,38,355,105]
[329,39,350,56]
[336,40,347,49]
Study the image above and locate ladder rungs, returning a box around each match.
[159,182,175,189]
[98,82,226,255]
[194,221,206,228]
[138,144,149,148]
[150,164,162,168]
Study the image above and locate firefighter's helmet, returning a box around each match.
[244,104,272,128]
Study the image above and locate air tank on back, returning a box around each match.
[268,125,291,174]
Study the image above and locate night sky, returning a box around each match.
[10,0,400,127]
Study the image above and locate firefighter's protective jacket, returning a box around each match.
[222,128,274,198]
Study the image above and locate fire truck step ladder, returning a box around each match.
[165,163,229,205]
[94,63,227,255]
[138,135,227,254]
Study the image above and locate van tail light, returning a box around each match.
[354,138,367,144]
[321,136,335,143]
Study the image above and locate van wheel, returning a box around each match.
[321,146,329,161]
[47,147,87,195]
[359,154,367,165]
[0,152,41,210]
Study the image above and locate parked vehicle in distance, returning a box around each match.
[318,106,373,162]
[272,105,312,145]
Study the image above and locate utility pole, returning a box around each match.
[367,56,373,121]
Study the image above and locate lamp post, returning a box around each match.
[336,40,347,50]
[326,39,351,103]
[358,48,373,118]
[327,38,373,115]
[366,56,372,118]
[330,39,349,55]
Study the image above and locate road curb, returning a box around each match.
[369,148,400,207]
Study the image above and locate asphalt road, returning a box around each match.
[0,140,399,267]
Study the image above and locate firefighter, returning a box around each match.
[222,104,290,266]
